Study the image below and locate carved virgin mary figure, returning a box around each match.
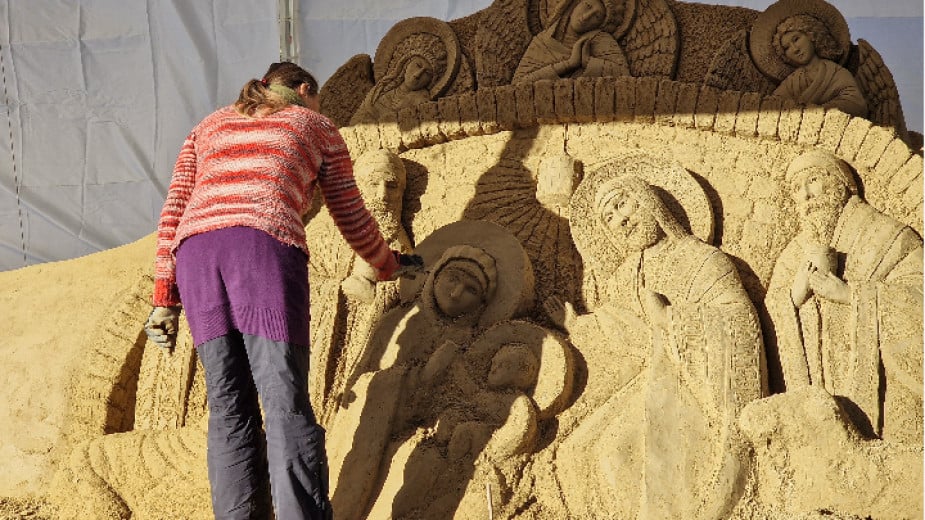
[326,220,534,520]
[512,0,630,83]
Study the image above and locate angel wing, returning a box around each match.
[319,53,374,128]
[620,0,680,78]
[703,29,776,95]
[474,0,534,87]
[850,38,908,139]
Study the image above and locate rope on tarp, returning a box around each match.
[0,42,26,267]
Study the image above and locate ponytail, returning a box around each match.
[234,62,318,117]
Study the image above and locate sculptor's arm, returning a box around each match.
[313,117,399,280]
[153,130,198,307]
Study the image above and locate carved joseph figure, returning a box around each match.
[766,150,923,444]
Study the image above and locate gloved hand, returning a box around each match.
[388,252,425,281]
[144,306,181,349]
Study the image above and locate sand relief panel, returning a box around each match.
[36,0,925,519]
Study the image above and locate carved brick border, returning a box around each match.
[340,76,922,234]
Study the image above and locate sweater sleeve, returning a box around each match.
[313,118,399,280]
[153,131,198,306]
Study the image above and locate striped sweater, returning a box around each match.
[153,105,398,307]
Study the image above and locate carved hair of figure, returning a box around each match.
[512,0,630,83]
[772,14,842,63]
[770,14,868,117]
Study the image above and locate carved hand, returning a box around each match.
[579,34,594,67]
[642,289,670,330]
[421,340,460,384]
[790,261,813,307]
[543,295,576,332]
[809,270,850,304]
[566,38,587,70]
[341,273,376,303]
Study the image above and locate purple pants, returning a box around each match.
[175,226,310,347]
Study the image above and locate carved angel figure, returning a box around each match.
[350,51,442,125]
[771,14,867,117]
[706,0,906,136]
[512,0,630,83]
[349,17,463,125]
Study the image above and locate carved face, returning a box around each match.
[569,0,607,34]
[402,56,433,91]
[359,167,404,215]
[598,189,661,252]
[790,166,846,218]
[433,262,486,318]
[780,30,816,67]
[488,345,537,390]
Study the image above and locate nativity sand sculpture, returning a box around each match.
[1,0,922,518]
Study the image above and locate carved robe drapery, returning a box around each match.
[625,235,764,519]
[767,196,923,443]
[558,235,764,519]
[773,58,868,117]
[512,27,629,83]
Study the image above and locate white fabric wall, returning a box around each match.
[0,0,920,271]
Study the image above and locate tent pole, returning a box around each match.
[278,0,299,63]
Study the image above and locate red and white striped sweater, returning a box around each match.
[153,105,398,307]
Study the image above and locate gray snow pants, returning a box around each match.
[197,332,331,520]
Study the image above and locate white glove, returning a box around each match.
[144,306,181,349]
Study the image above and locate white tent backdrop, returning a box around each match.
[0,0,920,271]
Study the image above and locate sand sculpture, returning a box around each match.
[1,0,921,518]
